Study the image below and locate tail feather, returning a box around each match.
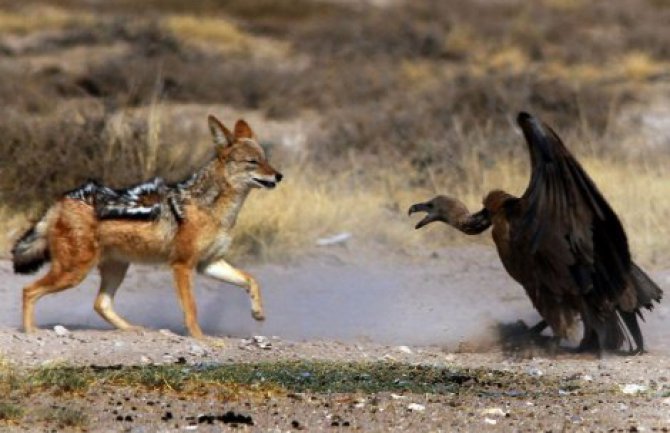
[12,216,50,274]
[630,262,663,311]
[602,314,625,351]
[614,262,663,353]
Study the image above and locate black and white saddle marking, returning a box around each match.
[64,173,199,222]
[97,177,165,220]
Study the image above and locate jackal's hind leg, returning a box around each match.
[202,259,265,321]
[172,263,204,339]
[23,265,92,333]
[94,261,138,331]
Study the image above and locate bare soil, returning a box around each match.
[0,246,669,432]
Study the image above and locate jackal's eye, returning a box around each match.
[245,160,259,165]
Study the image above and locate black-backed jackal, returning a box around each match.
[12,115,283,338]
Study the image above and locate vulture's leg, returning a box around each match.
[576,330,599,353]
[619,311,645,355]
[527,320,548,335]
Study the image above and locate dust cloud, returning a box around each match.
[1,247,668,353]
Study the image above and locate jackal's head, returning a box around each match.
[208,115,283,189]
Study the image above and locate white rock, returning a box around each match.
[114,341,124,348]
[140,356,152,364]
[662,397,670,406]
[253,335,272,349]
[620,383,648,394]
[315,232,352,246]
[397,345,413,354]
[484,418,497,425]
[390,393,406,400]
[481,407,507,417]
[53,325,70,337]
[581,374,593,382]
[159,329,178,337]
[526,366,543,377]
[189,344,206,357]
[407,403,425,412]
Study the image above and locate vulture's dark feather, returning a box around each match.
[410,112,662,355]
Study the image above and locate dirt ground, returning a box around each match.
[0,246,669,432]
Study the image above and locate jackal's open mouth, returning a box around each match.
[253,178,276,189]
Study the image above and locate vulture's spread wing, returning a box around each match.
[515,112,630,306]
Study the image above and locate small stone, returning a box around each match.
[481,407,507,417]
[189,344,206,356]
[620,384,648,394]
[53,325,70,337]
[526,367,543,377]
[253,335,272,350]
[407,403,425,412]
[140,356,151,364]
[484,418,497,425]
[397,346,413,354]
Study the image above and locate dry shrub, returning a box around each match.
[0,0,668,267]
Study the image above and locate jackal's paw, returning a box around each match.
[252,310,266,321]
[119,325,147,336]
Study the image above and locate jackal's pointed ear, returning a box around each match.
[234,119,254,139]
[208,115,235,148]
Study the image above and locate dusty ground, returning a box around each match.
[0,246,669,432]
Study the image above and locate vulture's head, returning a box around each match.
[408,195,468,229]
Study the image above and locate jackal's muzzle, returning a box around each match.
[252,172,283,189]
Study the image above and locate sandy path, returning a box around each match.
[1,247,669,432]
[2,246,668,352]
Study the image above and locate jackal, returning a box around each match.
[12,115,283,338]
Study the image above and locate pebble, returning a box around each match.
[620,384,648,394]
[526,367,543,377]
[484,418,497,425]
[53,325,70,337]
[189,345,206,357]
[407,403,425,412]
[241,336,272,350]
[397,346,413,354]
[481,407,507,417]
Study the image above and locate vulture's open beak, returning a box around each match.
[408,202,437,230]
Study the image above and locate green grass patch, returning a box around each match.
[0,401,24,422]
[18,361,550,396]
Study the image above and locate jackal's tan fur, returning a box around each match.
[14,115,283,338]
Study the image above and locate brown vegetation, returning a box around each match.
[0,0,669,266]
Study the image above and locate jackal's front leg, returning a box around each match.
[202,259,265,321]
[172,263,204,339]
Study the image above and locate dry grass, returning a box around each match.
[231,152,670,268]
[0,0,669,270]
[0,5,92,35]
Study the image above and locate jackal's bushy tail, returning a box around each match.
[12,213,51,274]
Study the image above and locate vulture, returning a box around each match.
[409,112,662,355]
